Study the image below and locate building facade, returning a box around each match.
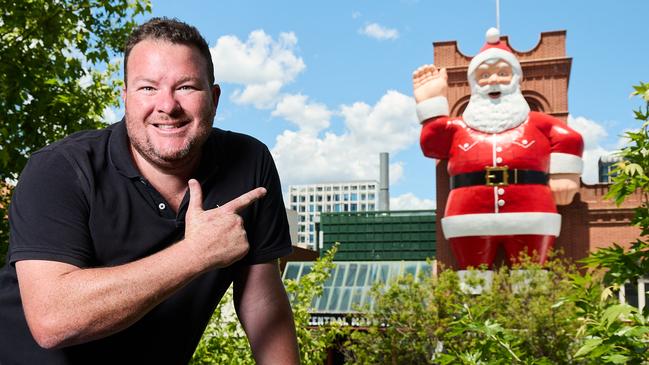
[598,152,622,183]
[287,181,379,249]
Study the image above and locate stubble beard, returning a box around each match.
[126,114,213,170]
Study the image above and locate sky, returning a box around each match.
[111,0,649,210]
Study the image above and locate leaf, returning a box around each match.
[574,337,603,357]
[601,304,635,329]
[603,354,631,364]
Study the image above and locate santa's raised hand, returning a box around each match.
[412,64,448,103]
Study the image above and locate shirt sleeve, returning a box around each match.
[9,150,93,267]
[243,146,292,265]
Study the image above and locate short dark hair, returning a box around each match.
[124,17,214,85]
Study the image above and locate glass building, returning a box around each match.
[287,181,379,249]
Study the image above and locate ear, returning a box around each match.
[212,84,221,111]
[121,85,127,104]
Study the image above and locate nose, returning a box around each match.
[155,89,181,115]
[487,73,499,85]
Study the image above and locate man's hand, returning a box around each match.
[184,179,266,271]
[549,173,580,205]
[412,64,448,103]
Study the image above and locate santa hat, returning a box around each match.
[467,27,522,78]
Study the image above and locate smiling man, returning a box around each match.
[413,28,584,269]
[0,18,299,364]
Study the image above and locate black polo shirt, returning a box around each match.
[0,121,292,364]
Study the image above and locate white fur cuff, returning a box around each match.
[550,153,583,174]
[416,96,449,123]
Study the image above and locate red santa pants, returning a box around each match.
[449,235,556,269]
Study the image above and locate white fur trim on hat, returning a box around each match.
[416,96,449,123]
[441,212,562,238]
[468,48,522,79]
[550,152,583,174]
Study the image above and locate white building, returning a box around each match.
[287,181,379,249]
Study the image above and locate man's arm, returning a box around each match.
[234,261,299,365]
[16,179,263,349]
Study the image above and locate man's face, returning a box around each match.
[474,60,513,99]
[122,39,219,169]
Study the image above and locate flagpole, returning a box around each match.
[496,0,500,31]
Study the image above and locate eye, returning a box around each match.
[139,86,155,92]
[498,72,508,77]
[481,73,491,80]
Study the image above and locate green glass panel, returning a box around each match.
[339,288,352,311]
[334,265,347,286]
[284,263,300,280]
[300,263,313,277]
[317,288,331,311]
[346,264,358,286]
[356,264,368,286]
[328,287,341,311]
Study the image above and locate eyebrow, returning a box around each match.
[130,76,206,85]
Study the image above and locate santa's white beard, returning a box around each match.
[462,82,530,134]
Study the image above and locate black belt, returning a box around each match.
[450,167,548,189]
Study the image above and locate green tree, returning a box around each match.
[571,82,649,363]
[191,245,342,364]
[0,0,151,262]
[344,256,581,364]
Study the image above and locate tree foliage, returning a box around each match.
[571,82,649,363]
[191,245,343,365]
[344,256,582,364]
[0,0,151,262]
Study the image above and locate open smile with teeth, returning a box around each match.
[153,121,190,130]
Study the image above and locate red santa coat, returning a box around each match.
[420,111,584,239]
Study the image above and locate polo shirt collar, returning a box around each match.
[108,119,141,179]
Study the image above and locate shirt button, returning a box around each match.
[463,143,469,148]
[498,199,505,207]
[497,188,505,195]
[158,203,166,210]
[496,146,503,152]
[496,157,503,163]
[522,139,528,145]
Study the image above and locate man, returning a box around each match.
[413,28,584,269]
[0,18,299,364]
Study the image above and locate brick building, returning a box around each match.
[430,30,640,269]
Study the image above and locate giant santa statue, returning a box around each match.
[413,28,584,269]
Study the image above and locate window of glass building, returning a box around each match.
[283,261,434,313]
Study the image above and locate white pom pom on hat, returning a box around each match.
[485,27,500,44]
[467,27,522,78]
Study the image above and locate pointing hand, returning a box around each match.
[184,179,267,270]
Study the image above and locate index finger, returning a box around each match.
[220,187,267,214]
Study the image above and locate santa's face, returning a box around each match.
[475,60,513,98]
[462,58,530,134]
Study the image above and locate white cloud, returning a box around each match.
[210,30,305,108]
[272,94,332,135]
[102,107,120,124]
[567,115,613,184]
[390,193,435,210]
[359,23,399,41]
[352,11,361,19]
[271,90,418,187]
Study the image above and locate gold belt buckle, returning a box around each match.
[485,166,509,186]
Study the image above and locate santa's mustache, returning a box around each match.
[475,83,514,98]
